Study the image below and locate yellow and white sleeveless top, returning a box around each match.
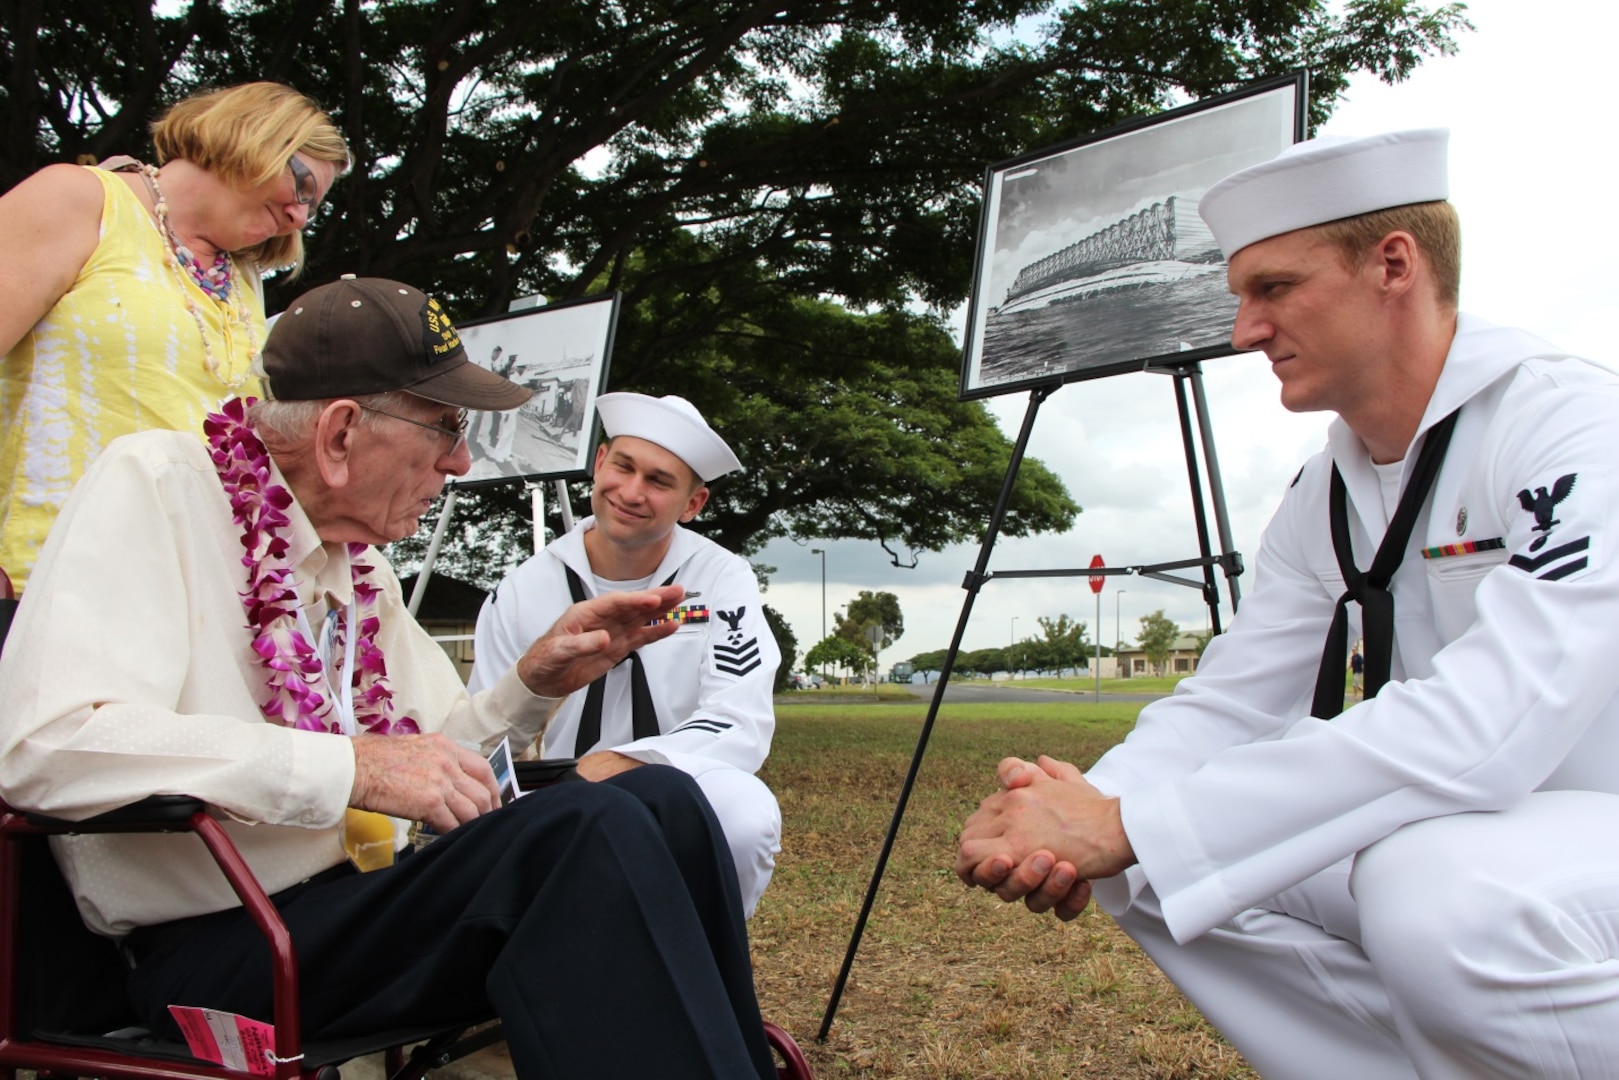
[0,166,266,591]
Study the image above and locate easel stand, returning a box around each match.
[818,360,1243,1039]
[405,480,576,617]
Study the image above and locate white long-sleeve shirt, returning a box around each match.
[1089,316,1619,942]
[0,431,556,935]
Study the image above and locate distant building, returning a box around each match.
[1115,633,1204,678]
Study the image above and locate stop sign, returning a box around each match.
[1089,554,1105,594]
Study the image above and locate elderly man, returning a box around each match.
[470,393,780,916]
[0,278,776,1080]
[957,130,1619,1078]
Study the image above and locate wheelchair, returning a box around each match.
[0,570,812,1080]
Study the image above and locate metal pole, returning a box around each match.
[552,478,575,533]
[1093,589,1101,703]
[811,548,826,680]
[811,549,826,640]
[1116,589,1127,662]
[1188,366,1243,613]
[819,383,1055,1041]
[407,487,459,617]
[530,484,545,556]
[1010,616,1017,679]
[1171,370,1223,635]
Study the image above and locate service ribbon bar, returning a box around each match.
[647,605,710,626]
[1420,537,1505,559]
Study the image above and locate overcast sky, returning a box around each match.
[756,0,1619,670]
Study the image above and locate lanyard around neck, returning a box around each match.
[296,597,360,736]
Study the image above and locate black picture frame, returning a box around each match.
[452,292,620,487]
[959,71,1307,400]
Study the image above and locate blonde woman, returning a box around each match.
[0,82,348,590]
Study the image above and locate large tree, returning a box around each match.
[4,1,1467,577]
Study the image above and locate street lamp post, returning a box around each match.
[810,548,826,642]
[1009,616,1018,680]
[810,548,826,680]
[1116,589,1127,677]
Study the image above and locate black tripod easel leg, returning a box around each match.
[1187,365,1243,614]
[816,383,1055,1042]
[1171,369,1223,635]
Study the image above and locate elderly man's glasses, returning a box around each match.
[360,405,469,453]
[286,155,322,208]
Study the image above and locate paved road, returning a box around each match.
[901,682,1168,705]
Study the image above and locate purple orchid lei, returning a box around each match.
[204,397,418,736]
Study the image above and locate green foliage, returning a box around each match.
[389,485,542,591]
[1031,613,1091,676]
[804,634,874,678]
[1136,609,1181,676]
[834,588,904,656]
[959,646,1007,677]
[670,301,1079,561]
[5,1,1468,573]
[762,603,798,693]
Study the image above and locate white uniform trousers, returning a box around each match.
[694,766,780,919]
[1111,790,1619,1079]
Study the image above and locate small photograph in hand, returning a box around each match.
[487,736,522,806]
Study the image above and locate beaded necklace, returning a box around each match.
[140,165,261,391]
[205,396,418,736]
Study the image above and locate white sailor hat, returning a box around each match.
[1198,128,1450,258]
[595,392,742,482]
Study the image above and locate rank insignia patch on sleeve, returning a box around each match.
[1509,472,1591,580]
[1509,537,1590,580]
[1516,473,1578,552]
[713,607,762,676]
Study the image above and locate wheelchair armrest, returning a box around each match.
[21,795,204,831]
[1,792,311,1077]
[514,758,579,791]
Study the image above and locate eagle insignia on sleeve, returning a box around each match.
[713,607,762,676]
[1516,473,1577,551]
[1509,472,1590,581]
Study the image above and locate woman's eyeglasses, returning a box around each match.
[287,155,322,208]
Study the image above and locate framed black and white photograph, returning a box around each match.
[960,72,1306,400]
[455,292,619,485]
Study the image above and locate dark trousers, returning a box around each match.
[126,766,775,1080]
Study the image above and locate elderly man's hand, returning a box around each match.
[350,732,500,833]
[955,754,1135,920]
[515,584,685,698]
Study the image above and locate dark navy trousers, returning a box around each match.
[126,765,776,1080]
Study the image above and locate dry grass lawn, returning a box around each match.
[749,699,1256,1079]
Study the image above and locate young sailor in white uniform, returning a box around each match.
[956,129,1619,1079]
[471,392,781,915]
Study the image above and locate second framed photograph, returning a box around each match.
[454,292,620,486]
[960,72,1306,400]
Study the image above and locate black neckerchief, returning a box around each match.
[564,564,676,755]
[1310,409,1460,718]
